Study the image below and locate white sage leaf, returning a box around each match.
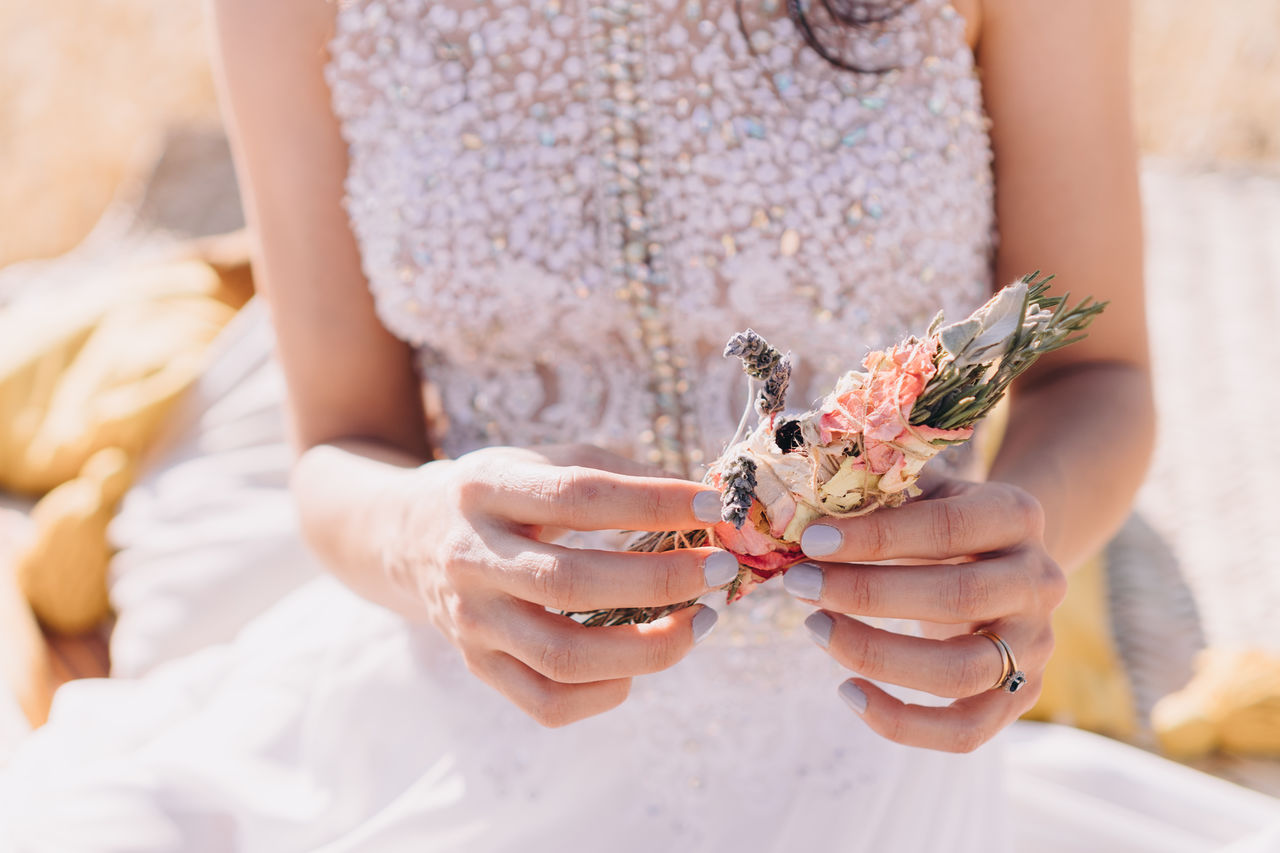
[940,318,981,357]
[941,281,1027,367]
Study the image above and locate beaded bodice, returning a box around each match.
[326,0,994,476]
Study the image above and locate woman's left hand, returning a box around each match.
[783,475,1068,753]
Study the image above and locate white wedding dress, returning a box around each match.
[3,0,1279,850]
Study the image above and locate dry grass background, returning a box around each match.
[0,1,217,268]
[1133,0,1280,164]
[0,1,1278,267]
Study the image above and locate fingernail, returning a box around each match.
[692,491,722,524]
[691,606,719,644]
[783,562,824,601]
[838,680,868,715]
[703,550,740,587]
[804,611,833,648]
[801,524,842,557]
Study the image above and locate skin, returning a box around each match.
[206,0,1152,743]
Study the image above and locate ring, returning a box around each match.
[973,629,1027,694]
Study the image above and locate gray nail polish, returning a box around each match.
[703,551,739,587]
[801,524,842,557]
[692,491,722,524]
[691,606,719,644]
[783,562,824,601]
[839,681,868,715]
[804,611,833,648]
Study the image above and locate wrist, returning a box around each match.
[292,441,437,618]
[372,459,452,606]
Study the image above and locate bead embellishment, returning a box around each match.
[325,0,995,471]
[589,0,695,473]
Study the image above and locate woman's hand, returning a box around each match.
[388,444,734,728]
[783,475,1068,753]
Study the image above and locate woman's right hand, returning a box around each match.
[387,444,736,727]
[206,0,727,731]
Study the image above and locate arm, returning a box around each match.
[207,0,729,725]
[207,0,431,616]
[979,0,1154,571]
[783,0,1153,751]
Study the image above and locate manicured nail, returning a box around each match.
[692,491,722,523]
[804,611,833,648]
[783,562,824,601]
[703,551,740,587]
[838,680,868,715]
[801,524,842,557]
[691,606,719,644]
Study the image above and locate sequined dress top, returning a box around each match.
[326,0,994,476]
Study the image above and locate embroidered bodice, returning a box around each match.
[324,16,1000,835]
[326,0,995,476]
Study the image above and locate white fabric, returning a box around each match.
[4,578,1007,853]
[0,684,29,769]
[1005,724,1280,853]
[107,300,321,678]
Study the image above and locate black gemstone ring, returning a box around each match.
[1003,670,1028,694]
[973,629,1025,694]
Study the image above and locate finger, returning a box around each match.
[465,648,633,728]
[479,530,741,611]
[805,612,1052,699]
[799,484,1043,562]
[836,675,1040,754]
[466,461,722,531]
[533,444,681,480]
[516,447,690,543]
[782,552,1039,623]
[491,600,717,684]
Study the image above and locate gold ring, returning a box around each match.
[972,629,1027,693]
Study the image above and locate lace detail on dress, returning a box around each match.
[326,0,994,475]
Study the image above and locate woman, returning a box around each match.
[2,0,1165,849]
[247,0,1149,743]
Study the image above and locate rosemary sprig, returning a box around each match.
[909,272,1107,430]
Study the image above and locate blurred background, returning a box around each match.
[1,0,1278,266]
[0,0,1278,795]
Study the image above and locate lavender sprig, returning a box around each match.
[724,329,782,380]
[720,455,758,529]
[725,328,793,442]
[757,353,791,416]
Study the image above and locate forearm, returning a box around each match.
[291,439,435,619]
[988,361,1155,572]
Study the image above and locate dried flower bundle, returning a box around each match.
[572,273,1105,626]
